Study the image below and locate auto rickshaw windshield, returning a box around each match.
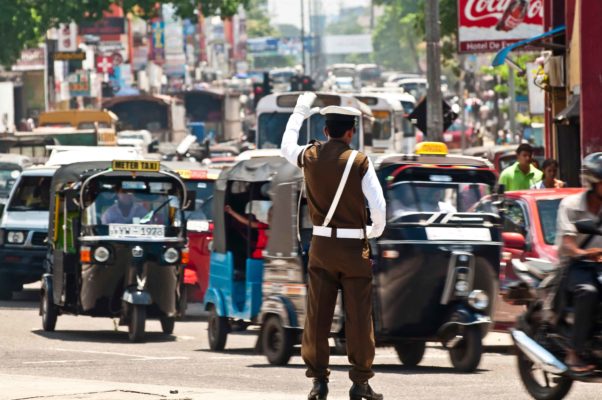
[82,180,183,227]
[387,181,491,220]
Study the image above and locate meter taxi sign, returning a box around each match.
[112,160,161,172]
[415,142,449,156]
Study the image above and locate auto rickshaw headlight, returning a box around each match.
[93,246,110,263]
[468,290,489,311]
[7,231,25,244]
[163,247,179,264]
[455,280,470,294]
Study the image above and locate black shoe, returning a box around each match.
[349,382,383,400]
[308,378,328,400]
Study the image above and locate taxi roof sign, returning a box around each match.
[112,160,161,172]
[415,142,448,156]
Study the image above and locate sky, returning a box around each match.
[267,0,371,27]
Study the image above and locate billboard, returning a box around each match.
[457,0,544,53]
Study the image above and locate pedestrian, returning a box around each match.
[531,159,565,189]
[281,92,386,400]
[498,143,543,191]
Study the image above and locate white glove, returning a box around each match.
[293,92,317,118]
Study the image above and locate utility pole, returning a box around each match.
[300,0,306,73]
[508,68,517,142]
[425,0,443,140]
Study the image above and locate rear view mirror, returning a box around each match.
[183,190,196,211]
[148,139,159,153]
[502,232,526,250]
[575,219,601,235]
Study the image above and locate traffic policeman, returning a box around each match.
[281,92,386,400]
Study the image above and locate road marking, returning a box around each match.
[23,359,93,364]
[52,348,189,361]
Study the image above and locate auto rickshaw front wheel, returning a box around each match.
[160,316,175,334]
[128,305,146,343]
[449,325,483,372]
[41,287,57,331]
[208,304,228,350]
[262,315,294,366]
[395,342,426,367]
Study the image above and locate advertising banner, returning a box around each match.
[79,17,125,35]
[457,0,544,53]
[57,22,78,52]
[68,70,91,97]
[151,21,165,64]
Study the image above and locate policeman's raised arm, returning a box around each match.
[361,157,386,238]
[281,92,317,166]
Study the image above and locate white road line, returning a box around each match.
[51,348,189,361]
[23,359,93,364]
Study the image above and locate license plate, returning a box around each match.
[108,224,165,238]
[425,227,491,241]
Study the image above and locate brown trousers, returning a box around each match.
[301,235,375,383]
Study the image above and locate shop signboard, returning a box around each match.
[151,21,165,64]
[79,17,125,35]
[12,47,46,71]
[68,70,91,97]
[457,0,544,53]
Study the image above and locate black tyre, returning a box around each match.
[449,325,483,372]
[333,337,347,356]
[0,279,13,301]
[160,316,175,334]
[128,305,146,343]
[262,315,294,366]
[207,304,228,351]
[395,342,426,367]
[517,349,573,400]
[41,288,57,332]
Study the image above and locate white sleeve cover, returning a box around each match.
[362,157,386,238]
[280,112,306,167]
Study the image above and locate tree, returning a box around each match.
[245,0,279,38]
[276,24,301,38]
[0,0,250,66]
[325,7,369,35]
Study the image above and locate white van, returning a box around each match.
[0,166,57,299]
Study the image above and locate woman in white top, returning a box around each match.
[531,158,566,189]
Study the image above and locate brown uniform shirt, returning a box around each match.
[299,140,369,229]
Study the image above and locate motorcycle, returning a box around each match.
[508,219,602,400]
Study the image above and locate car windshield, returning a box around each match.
[387,181,491,221]
[185,180,214,221]
[537,198,562,245]
[82,180,182,227]
[0,168,20,198]
[258,112,359,150]
[372,111,392,140]
[7,176,51,211]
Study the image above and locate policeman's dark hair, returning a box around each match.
[325,120,355,138]
[541,158,558,170]
[516,143,534,155]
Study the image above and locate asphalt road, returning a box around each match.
[0,286,598,400]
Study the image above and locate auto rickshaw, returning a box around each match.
[204,155,284,350]
[257,159,345,365]
[260,142,502,373]
[41,160,190,342]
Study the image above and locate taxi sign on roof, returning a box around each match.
[112,160,160,172]
[415,142,448,156]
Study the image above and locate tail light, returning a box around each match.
[80,246,91,263]
[181,247,190,265]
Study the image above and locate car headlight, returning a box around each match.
[93,246,110,263]
[468,290,489,311]
[163,248,179,264]
[7,231,25,244]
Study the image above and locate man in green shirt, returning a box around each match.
[498,143,543,191]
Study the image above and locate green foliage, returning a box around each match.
[276,24,301,37]
[0,0,249,66]
[246,0,279,38]
[251,55,295,69]
[480,54,536,98]
[325,7,369,35]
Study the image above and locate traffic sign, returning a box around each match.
[96,55,114,74]
[408,97,458,134]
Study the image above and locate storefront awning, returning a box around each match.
[555,94,580,123]
[492,26,566,67]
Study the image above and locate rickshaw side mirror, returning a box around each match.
[575,219,602,235]
[183,190,196,211]
[502,231,526,250]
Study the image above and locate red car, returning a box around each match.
[477,188,584,330]
[164,162,221,309]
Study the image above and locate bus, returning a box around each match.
[353,92,417,154]
[255,92,373,152]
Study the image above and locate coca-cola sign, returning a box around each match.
[457,0,544,53]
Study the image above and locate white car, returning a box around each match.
[45,146,144,166]
[117,130,154,151]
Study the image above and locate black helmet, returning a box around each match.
[581,152,602,186]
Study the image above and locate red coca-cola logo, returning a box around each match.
[460,0,543,27]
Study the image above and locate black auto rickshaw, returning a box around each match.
[40,160,190,342]
[260,142,502,372]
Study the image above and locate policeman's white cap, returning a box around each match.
[320,106,362,117]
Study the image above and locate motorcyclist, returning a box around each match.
[555,152,602,373]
